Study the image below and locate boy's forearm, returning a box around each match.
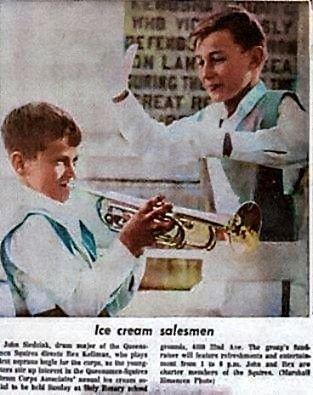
[11,217,140,317]
[68,238,140,316]
[216,98,308,168]
[111,90,169,154]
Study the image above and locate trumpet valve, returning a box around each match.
[178,217,194,230]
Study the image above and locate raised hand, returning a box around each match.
[122,44,138,88]
[103,44,138,101]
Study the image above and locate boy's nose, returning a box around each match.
[66,164,76,180]
[201,64,215,80]
[198,60,215,81]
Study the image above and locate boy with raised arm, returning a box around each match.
[111,7,308,242]
[0,102,173,317]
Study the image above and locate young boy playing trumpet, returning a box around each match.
[0,102,173,317]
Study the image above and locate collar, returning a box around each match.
[0,179,91,256]
[221,81,267,129]
[20,184,64,215]
[21,183,87,245]
[4,180,70,228]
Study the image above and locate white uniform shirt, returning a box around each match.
[111,81,308,317]
[1,182,142,316]
[113,81,308,213]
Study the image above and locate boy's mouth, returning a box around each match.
[206,83,222,93]
[59,180,69,188]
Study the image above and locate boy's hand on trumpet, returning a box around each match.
[119,195,174,257]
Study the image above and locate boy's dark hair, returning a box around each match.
[1,102,82,158]
[191,6,267,54]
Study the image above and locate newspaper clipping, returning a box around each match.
[0,0,311,394]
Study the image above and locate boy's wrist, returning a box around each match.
[223,132,233,157]
[119,233,142,258]
[112,89,130,104]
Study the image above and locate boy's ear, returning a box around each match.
[10,151,27,176]
[249,46,265,69]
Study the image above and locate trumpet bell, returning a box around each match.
[225,202,262,251]
[236,201,262,234]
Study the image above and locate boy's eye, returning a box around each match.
[195,54,226,68]
[56,160,77,169]
[55,161,66,179]
[210,54,226,63]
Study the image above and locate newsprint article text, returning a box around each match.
[0,319,312,393]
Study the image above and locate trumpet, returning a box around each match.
[85,190,262,251]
